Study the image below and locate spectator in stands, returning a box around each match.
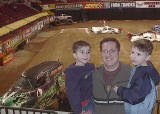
[113,39,160,114]
[92,37,131,114]
[64,40,95,114]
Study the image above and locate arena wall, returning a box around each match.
[53,8,160,21]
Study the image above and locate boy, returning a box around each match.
[64,40,95,114]
[113,39,160,114]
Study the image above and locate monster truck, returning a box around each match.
[128,31,160,42]
[53,14,73,26]
[91,25,122,34]
[0,61,66,109]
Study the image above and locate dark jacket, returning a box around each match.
[117,61,160,105]
[64,63,95,114]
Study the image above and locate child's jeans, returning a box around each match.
[82,97,95,114]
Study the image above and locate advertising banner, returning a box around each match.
[55,3,83,10]
[23,27,32,39]
[10,35,24,49]
[104,2,110,9]
[49,4,56,9]
[33,23,38,32]
[83,2,104,9]
[2,51,15,66]
[40,4,49,10]
[40,4,56,10]
[0,40,12,58]
[110,2,136,8]
[42,17,48,25]
[30,24,37,33]
[136,1,160,8]
[37,21,44,30]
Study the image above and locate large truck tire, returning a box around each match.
[55,20,61,26]
[66,19,73,25]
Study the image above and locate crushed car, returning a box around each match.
[91,25,122,34]
[0,61,66,109]
[152,24,160,33]
[128,31,160,42]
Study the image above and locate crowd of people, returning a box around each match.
[64,37,160,114]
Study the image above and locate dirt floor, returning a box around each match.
[0,20,160,112]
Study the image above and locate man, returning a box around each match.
[92,37,132,114]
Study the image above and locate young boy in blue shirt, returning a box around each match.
[64,40,95,114]
[114,39,160,114]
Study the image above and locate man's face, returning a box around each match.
[130,47,150,66]
[74,46,90,66]
[101,41,120,70]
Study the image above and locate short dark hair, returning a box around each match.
[72,40,90,53]
[100,37,120,52]
[132,39,153,55]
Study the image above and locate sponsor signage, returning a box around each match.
[40,5,49,10]
[0,40,12,57]
[2,51,15,65]
[83,2,104,9]
[10,35,23,49]
[111,2,136,8]
[55,3,83,10]
[23,27,32,39]
[40,4,55,10]
[104,2,110,9]
[136,1,160,8]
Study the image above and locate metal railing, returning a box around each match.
[0,106,73,114]
[156,100,160,114]
[1,101,160,114]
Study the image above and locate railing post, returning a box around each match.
[157,100,160,114]
[5,107,8,114]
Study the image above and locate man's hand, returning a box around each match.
[80,110,92,114]
[113,86,119,94]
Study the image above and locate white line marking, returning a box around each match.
[60,28,89,34]
[60,29,64,33]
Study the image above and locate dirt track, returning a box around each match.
[0,20,160,110]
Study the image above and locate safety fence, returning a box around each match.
[1,100,160,114]
[0,106,73,114]
[156,100,160,114]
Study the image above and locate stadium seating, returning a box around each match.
[0,13,15,27]
[40,0,88,4]
[0,3,39,27]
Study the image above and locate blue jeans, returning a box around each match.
[82,97,95,114]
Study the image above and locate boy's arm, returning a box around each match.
[117,69,152,105]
